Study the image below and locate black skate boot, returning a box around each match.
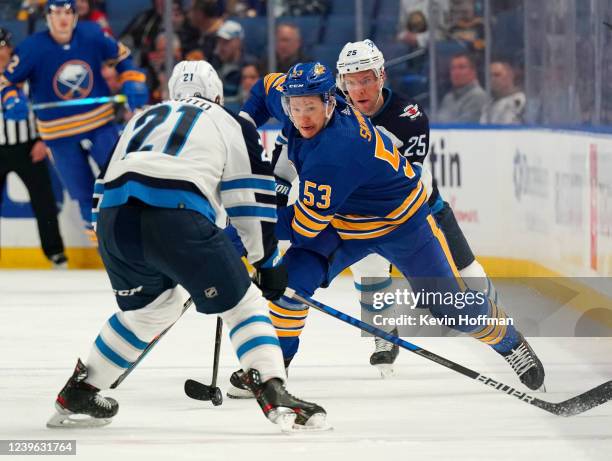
[226,360,293,399]
[500,334,545,391]
[240,369,330,432]
[370,328,400,378]
[47,359,118,428]
[226,369,254,399]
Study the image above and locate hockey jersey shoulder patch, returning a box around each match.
[399,103,422,120]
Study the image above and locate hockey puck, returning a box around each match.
[211,387,223,406]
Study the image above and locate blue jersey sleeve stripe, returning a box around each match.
[108,314,149,350]
[221,178,276,192]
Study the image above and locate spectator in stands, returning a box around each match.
[398,0,450,49]
[480,60,525,124]
[187,0,226,64]
[172,0,200,56]
[120,0,167,67]
[214,20,255,110]
[447,0,484,52]
[260,23,311,73]
[76,0,113,35]
[437,52,486,122]
[239,61,260,104]
[146,32,183,103]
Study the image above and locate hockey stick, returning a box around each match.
[287,289,612,417]
[184,316,224,406]
[110,296,194,389]
[32,95,126,111]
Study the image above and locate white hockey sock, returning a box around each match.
[84,287,187,389]
[221,284,286,383]
[352,254,397,334]
[459,260,499,304]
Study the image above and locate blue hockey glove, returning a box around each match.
[120,70,149,110]
[2,88,29,121]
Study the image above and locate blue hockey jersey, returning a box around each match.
[241,73,429,245]
[0,22,139,141]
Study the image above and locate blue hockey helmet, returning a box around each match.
[46,0,76,12]
[282,62,336,100]
[282,62,337,128]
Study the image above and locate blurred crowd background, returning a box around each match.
[2,0,611,126]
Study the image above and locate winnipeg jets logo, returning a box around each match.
[53,60,94,100]
[400,104,422,120]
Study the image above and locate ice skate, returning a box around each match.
[49,253,68,270]
[500,334,545,391]
[240,369,331,432]
[47,359,118,428]
[226,369,255,399]
[370,328,399,378]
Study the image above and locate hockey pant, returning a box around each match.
[84,204,285,389]
[350,198,499,325]
[271,215,520,363]
[46,122,119,226]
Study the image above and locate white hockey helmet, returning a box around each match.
[168,60,224,105]
[336,39,385,92]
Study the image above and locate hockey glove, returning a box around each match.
[120,70,149,111]
[2,87,29,121]
[275,176,291,207]
[253,264,288,301]
[253,249,287,301]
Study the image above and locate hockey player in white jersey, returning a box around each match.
[47,61,328,432]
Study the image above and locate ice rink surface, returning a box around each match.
[1,270,611,461]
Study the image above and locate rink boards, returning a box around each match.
[1,126,611,279]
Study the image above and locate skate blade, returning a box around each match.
[375,364,395,379]
[288,413,333,433]
[46,409,113,428]
[268,407,297,432]
[226,385,255,399]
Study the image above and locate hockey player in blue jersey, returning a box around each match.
[46,61,328,432]
[227,61,544,397]
[0,0,148,231]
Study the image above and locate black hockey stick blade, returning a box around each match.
[530,380,612,417]
[185,379,223,406]
[289,290,612,417]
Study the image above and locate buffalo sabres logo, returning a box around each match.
[400,104,422,120]
[313,63,326,76]
[53,60,94,100]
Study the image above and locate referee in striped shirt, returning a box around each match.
[0,27,67,268]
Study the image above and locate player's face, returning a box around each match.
[343,69,383,116]
[289,95,327,139]
[48,6,76,44]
